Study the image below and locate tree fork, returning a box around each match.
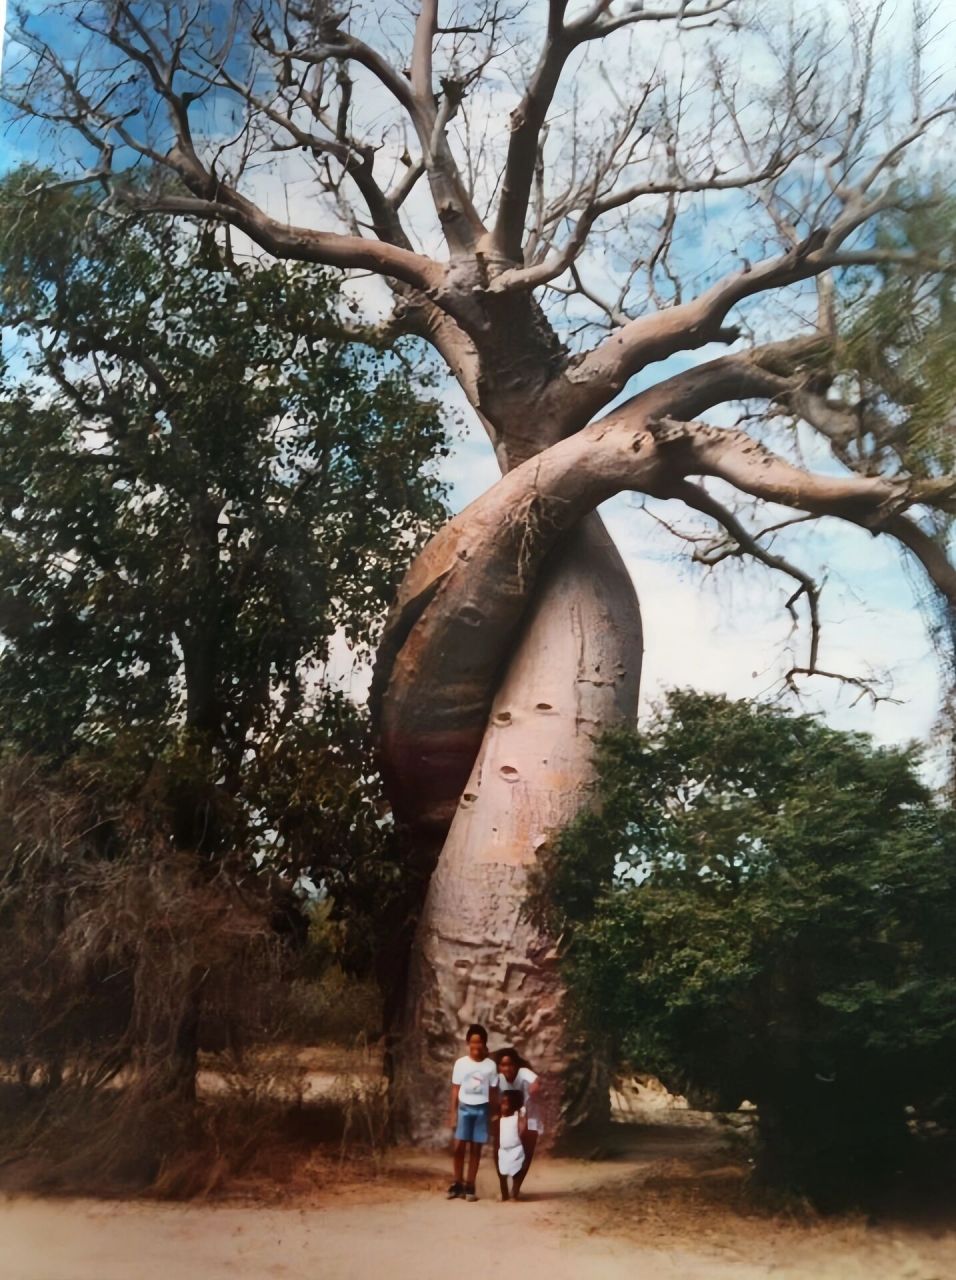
[374,412,656,1140]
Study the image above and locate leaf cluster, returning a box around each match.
[0,167,449,973]
[838,191,956,478]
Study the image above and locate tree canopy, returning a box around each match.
[0,168,448,770]
[530,689,956,1202]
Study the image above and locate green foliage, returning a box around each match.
[0,167,448,761]
[838,191,956,477]
[0,170,450,1164]
[0,165,448,905]
[530,690,956,1205]
[834,192,956,784]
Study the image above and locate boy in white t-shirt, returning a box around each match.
[447,1023,498,1202]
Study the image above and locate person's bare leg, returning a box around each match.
[498,1171,510,1201]
[452,1139,466,1186]
[465,1141,481,1190]
[512,1131,538,1199]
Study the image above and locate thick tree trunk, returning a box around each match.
[395,514,641,1144]
[372,381,940,1140]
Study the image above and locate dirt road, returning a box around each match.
[2,1133,953,1280]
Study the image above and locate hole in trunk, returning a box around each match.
[461,792,478,805]
[458,604,482,627]
[493,711,512,726]
[534,702,554,712]
[499,765,519,781]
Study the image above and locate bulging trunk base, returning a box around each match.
[395,516,641,1144]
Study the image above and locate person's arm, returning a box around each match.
[489,1065,500,1113]
[518,1110,528,1139]
[524,1068,541,1098]
[449,1083,460,1131]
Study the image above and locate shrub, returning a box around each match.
[529,690,956,1206]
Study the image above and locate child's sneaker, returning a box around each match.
[446,1181,464,1199]
[464,1184,478,1202]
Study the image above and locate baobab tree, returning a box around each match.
[3,0,955,1139]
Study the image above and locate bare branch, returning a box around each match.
[572,1,738,39]
[642,415,956,522]
[665,478,822,673]
[561,223,925,420]
[411,0,439,106]
[491,14,573,262]
[387,158,427,212]
[274,14,486,254]
[493,160,797,293]
[885,513,956,611]
[123,189,443,289]
[206,59,414,250]
[491,0,739,263]
[784,666,900,706]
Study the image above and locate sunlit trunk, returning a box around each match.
[395,514,641,1143]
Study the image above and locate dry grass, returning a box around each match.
[0,754,397,1202]
[571,1140,956,1275]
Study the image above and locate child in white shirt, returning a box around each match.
[495,1046,541,1198]
[494,1089,528,1201]
[447,1023,499,1202]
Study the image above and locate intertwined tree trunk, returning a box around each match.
[392,516,641,1140]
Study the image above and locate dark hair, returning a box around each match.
[466,1023,488,1044]
[494,1044,533,1071]
[502,1089,524,1111]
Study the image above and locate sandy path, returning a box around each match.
[2,1138,953,1280]
[0,1156,758,1280]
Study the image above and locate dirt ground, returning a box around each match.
[2,1124,954,1280]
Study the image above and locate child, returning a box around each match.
[494,1089,527,1201]
[495,1046,541,1196]
[447,1023,499,1202]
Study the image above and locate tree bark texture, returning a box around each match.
[386,513,641,1143]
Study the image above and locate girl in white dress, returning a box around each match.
[495,1047,541,1198]
[494,1089,527,1201]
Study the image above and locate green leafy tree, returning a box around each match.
[530,690,956,1205]
[0,170,447,773]
[0,169,447,861]
[0,170,449,1134]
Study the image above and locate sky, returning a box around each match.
[0,1,951,777]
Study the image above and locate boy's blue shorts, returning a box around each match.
[455,1102,489,1143]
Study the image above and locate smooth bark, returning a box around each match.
[395,516,641,1141]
